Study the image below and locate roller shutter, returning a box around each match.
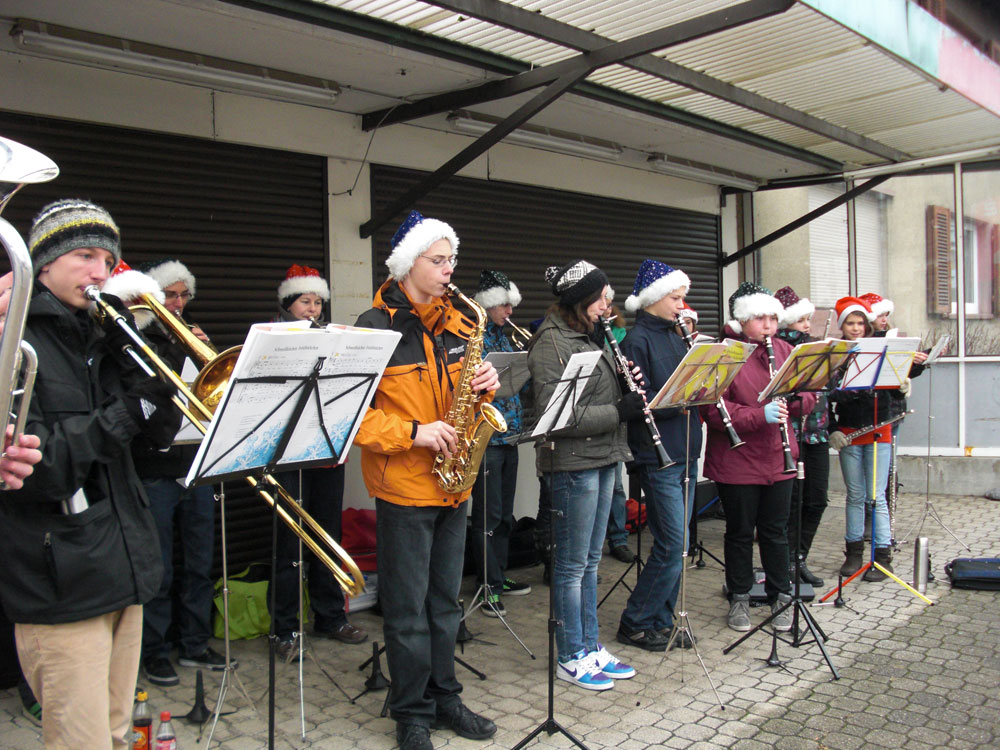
[0,110,327,578]
[370,165,722,336]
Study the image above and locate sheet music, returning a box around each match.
[185,322,400,485]
[758,338,857,401]
[839,337,920,390]
[924,334,952,366]
[648,338,756,410]
[172,356,208,445]
[531,350,601,437]
[484,351,530,399]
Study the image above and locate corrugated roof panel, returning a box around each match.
[811,86,980,136]
[869,109,1000,156]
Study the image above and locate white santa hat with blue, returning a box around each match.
[624,258,691,313]
[386,210,459,280]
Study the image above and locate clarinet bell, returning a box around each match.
[184,670,212,725]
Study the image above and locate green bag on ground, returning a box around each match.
[213,564,309,640]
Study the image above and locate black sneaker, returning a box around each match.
[396,723,432,750]
[178,646,236,671]
[143,656,179,687]
[502,577,531,596]
[609,545,633,563]
[432,702,498,740]
[658,628,695,650]
[615,626,668,652]
[275,636,300,662]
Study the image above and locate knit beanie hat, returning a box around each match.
[624,259,691,313]
[834,296,874,329]
[678,301,698,324]
[101,260,165,305]
[545,259,608,307]
[140,259,197,300]
[278,264,330,308]
[774,285,815,329]
[29,198,121,274]
[386,210,459,280]
[859,292,893,317]
[474,269,521,309]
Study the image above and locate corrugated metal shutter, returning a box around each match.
[0,110,327,577]
[808,184,885,306]
[369,165,722,336]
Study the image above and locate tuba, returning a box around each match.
[433,283,507,493]
[0,137,59,487]
[87,286,366,597]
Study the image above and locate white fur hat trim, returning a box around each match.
[277,274,330,302]
[102,269,165,306]
[144,260,196,299]
[624,269,690,313]
[869,298,893,317]
[779,298,815,328]
[837,303,871,329]
[386,218,459,280]
[732,292,783,322]
[474,282,521,309]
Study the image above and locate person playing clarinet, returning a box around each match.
[614,259,700,652]
[701,282,815,633]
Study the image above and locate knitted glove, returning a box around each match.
[828,431,849,451]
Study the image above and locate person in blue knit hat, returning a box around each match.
[615,259,701,652]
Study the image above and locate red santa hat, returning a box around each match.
[859,292,893,317]
[100,260,164,330]
[834,296,874,329]
[278,264,330,305]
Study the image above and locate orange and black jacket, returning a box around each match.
[354,279,489,507]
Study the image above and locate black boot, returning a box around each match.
[863,547,893,582]
[792,554,824,587]
[839,540,864,577]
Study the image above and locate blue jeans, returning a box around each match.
[549,465,615,661]
[840,442,891,548]
[619,461,696,633]
[267,466,346,638]
[141,478,216,659]
[605,463,629,550]
[376,499,466,726]
[470,444,518,589]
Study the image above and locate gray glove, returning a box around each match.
[828,431,849,451]
[898,377,911,397]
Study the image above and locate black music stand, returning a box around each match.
[189,323,398,750]
[723,337,856,678]
[513,354,598,750]
[597,466,646,609]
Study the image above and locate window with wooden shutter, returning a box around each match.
[926,205,952,315]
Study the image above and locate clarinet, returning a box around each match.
[764,335,798,475]
[676,319,744,449]
[600,318,675,470]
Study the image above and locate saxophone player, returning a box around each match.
[354,211,499,750]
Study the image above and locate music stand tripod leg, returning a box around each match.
[597,466,642,609]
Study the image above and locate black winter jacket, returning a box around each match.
[620,311,702,464]
[0,288,170,624]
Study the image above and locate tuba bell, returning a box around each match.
[0,136,59,487]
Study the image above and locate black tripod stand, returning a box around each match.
[597,466,645,608]
[688,491,725,569]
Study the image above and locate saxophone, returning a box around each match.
[433,283,508,493]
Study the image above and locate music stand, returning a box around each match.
[188,321,399,749]
[597,465,646,610]
[723,338,856,678]
[647,336,754,706]
[813,338,934,607]
[513,353,599,750]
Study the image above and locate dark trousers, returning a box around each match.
[376,498,466,727]
[267,465,346,638]
[787,442,830,558]
[142,478,216,659]
[470,444,518,589]
[718,480,793,601]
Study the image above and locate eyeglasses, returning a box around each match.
[163,290,192,301]
[419,253,458,268]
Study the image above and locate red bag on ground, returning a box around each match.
[625,497,646,532]
[341,508,377,572]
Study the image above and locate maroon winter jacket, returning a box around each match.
[700,325,817,486]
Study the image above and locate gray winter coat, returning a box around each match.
[527,313,631,473]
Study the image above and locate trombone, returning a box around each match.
[0,136,59,488]
[504,316,532,350]
[86,286,366,597]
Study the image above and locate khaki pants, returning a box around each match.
[16,605,143,749]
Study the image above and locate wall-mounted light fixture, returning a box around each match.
[447,111,624,160]
[12,19,340,108]
[648,154,759,191]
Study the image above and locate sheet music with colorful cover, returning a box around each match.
[648,339,756,410]
[838,336,919,391]
[185,321,400,485]
[758,338,857,401]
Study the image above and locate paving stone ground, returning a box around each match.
[2,492,997,749]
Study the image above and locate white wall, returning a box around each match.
[0,47,726,511]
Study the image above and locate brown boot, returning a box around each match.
[839,540,864,577]
[863,547,894,582]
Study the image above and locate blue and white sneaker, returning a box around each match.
[590,644,636,679]
[557,649,614,691]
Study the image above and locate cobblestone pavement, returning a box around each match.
[2,492,998,749]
